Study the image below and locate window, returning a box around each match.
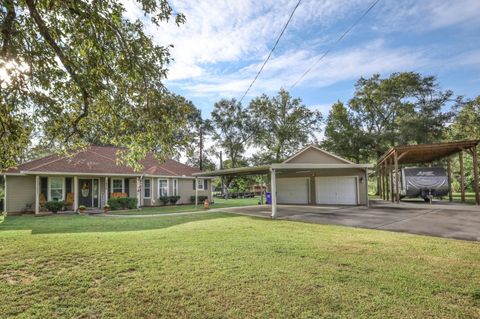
[112,179,124,193]
[172,179,178,196]
[144,179,151,198]
[49,177,64,201]
[159,179,168,197]
[197,179,204,190]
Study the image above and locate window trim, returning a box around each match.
[48,177,65,201]
[143,178,151,199]
[111,178,124,194]
[158,179,169,197]
[197,178,204,190]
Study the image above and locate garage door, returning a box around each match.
[315,176,357,205]
[277,177,309,204]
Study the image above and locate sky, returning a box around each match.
[124,0,480,122]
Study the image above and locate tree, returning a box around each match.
[0,0,189,171]
[449,96,480,140]
[249,89,322,163]
[322,101,369,163]
[211,98,256,168]
[348,72,453,160]
[185,104,214,171]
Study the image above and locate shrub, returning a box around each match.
[45,201,64,213]
[169,195,180,205]
[108,197,138,210]
[159,196,169,205]
[190,195,208,203]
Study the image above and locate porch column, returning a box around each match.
[195,177,199,207]
[459,151,465,203]
[270,168,277,218]
[3,175,7,213]
[365,168,369,207]
[104,177,109,206]
[73,176,79,211]
[394,151,400,204]
[136,177,142,208]
[35,176,40,215]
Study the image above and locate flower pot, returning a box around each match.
[104,209,109,214]
[79,209,85,215]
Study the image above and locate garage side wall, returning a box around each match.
[5,176,35,213]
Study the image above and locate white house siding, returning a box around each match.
[6,176,36,213]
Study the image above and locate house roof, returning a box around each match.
[4,146,202,177]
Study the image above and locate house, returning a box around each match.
[2,146,212,214]
[193,145,374,217]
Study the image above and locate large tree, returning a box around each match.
[0,0,191,171]
[248,88,322,163]
[321,101,369,163]
[449,96,480,140]
[211,98,256,168]
[347,72,453,160]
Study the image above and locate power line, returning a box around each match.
[238,0,302,104]
[290,0,381,90]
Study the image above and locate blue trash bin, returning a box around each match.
[265,192,272,205]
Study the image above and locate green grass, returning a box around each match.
[112,196,261,215]
[0,213,479,318]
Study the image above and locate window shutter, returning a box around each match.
[109,178,112,198]
[204,179,208,190]
[124,178,129,196]
[193,180,196,190]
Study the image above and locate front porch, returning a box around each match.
[34,175,142,214]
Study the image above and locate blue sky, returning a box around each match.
[124,0,480,120]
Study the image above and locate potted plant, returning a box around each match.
[103,204,110,214]
[78,205,86,215]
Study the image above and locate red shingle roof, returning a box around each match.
[5,146,202,176]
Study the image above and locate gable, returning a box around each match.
[283,146,352,164]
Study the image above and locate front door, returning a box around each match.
[79,179,93,207]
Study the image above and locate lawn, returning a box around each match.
[1,213,479,318]
[111,196,261,215]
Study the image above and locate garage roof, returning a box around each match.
[378,140,480,165]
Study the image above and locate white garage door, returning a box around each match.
[277,177,309,204]
[315,176,357,205]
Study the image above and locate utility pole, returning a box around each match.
[199,127,203,171]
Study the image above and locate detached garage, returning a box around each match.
[193,145,373,218]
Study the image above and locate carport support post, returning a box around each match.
[383,163,387,200]
[386,160,390,201]
[473,145,480,205]
[390,158,394,203]
[394,151,400,204]
[447,157,453,202]
[365,169,369,207]
[270,168,277,218]
[459,151,465,203]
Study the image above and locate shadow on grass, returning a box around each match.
[0,212,237,235]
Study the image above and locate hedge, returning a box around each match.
[169,196,180,205]
[45,201,64,213]
[107,197,138,210]
[190,195,208,203]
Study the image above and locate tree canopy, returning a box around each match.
[323,72,454,162]
[1,0,189,171]
[249,88,322,163]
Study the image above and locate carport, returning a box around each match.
[193,146,373,218]
[377,140,480,205]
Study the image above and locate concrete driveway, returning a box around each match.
[221,200,480,241]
